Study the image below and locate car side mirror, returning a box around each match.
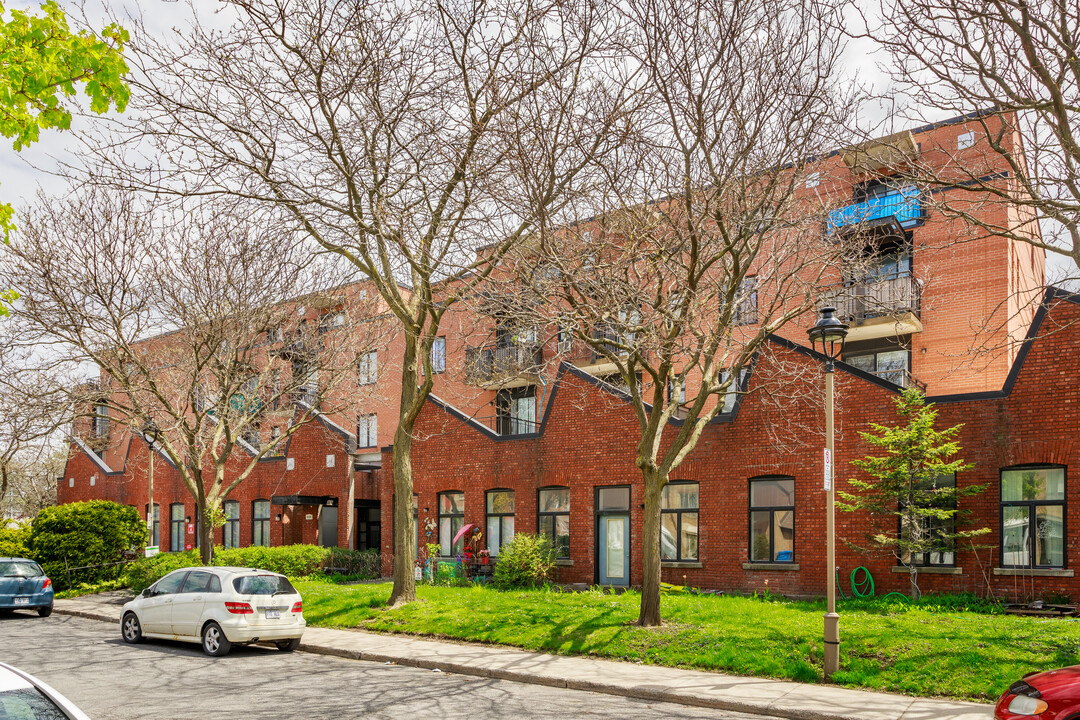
[142,588,153,598]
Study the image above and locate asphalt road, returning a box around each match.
[1,613,785,720]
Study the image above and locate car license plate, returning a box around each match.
[14,597,29,605]
[265,609,280,619]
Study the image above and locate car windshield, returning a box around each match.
[0,687,69,719]
[0,562,44,578]
[232,575,296,596]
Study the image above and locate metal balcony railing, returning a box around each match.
[464,342,543,384]
[832,275,921,326]
[827,186,924,234]
[471,413,541,437]
[562,326,642,366]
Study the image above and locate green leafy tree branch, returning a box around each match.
[0,0,128,311]
[838,388,989,600]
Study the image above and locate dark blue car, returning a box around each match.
[0,558,53,616]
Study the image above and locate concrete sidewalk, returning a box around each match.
[55,594,991,720]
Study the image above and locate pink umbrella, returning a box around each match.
[452,523,475,548]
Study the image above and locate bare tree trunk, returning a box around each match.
[389,339,419,607]
[909,567,921,601]
[638,469,664,627]
[197,494,213,565]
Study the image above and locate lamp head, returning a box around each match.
[807,306,849,362]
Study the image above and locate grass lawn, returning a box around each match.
[292,580,1080,702]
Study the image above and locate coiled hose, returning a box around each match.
[835,566,910,602]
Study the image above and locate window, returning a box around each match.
[845,349,909,386]
[252,499,271,547]
[721,368,749,413]
[667,378,686,406]
[733,276,758,326]
[357,414,378,448]
[902,474,956,567]
[538,487,570,559]
[93,403,109,437]
[180,570,221,593]
[957,131,975,150]
[496,388,536,436]
[805,171,820,188]
[557,325,573,354]
[146,503,159,547]
[357,351,378,385]
[293,361,318,404]
[438,492,465,556]
[431,337,446,374]
[223,500,240,549]
[749,476,795,563]
[170,503,185,553]
[486,490,515,557]
[661,482,699,562]
[1001,466,1065,569]
[318,311,345,333]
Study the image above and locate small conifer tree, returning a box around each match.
[838,389,989,600]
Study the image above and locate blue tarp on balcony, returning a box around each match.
[827,185,923,234]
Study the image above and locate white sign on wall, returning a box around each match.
[823,448,833,491]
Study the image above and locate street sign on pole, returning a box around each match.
[823,447,832,490]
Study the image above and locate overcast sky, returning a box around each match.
[0,0,1072,282]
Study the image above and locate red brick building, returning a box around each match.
[60,112,1069,599]
[393,289,1080,600]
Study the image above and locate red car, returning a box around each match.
[996,668,1080,720]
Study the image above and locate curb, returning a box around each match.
[54,606,990,720]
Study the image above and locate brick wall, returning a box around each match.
[390,290,1080,602]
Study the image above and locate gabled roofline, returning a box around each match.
[68,436,121,475]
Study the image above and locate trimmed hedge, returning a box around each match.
[29,501,145,590]
[122,545,382,593]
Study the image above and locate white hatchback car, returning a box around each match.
[120,566,305,656]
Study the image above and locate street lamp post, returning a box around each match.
[143,421,160,555]
[807,306,848,680]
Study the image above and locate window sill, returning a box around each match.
[993,568,1074,578]
[742,563,800,572]
[891,566,963,576]
[554,559,574,567]
[662,561,703,569]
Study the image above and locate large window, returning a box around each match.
[223,500,240,549]
[539,487,570,559]
[432,337,446,374]
[902,474,956,567]
[749,477,795,563]
[357,351,378,386]
[252,499,271,547]
[146,503,159,548]
[438,491,465,556]
[357,414,378,448]
[486,490,515,557]
[733,276,758,326]
[661,482,699,562]
[1001,466,1065,569]
[496,388,536,436]
[170,503,185,553]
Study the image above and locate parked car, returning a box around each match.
[0,661,91,719]
[0,558,54,617]
[120,566,305,657]
[995,666,1080,719]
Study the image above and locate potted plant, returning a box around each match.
[479,548,491,565]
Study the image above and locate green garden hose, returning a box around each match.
[880,592,911,602]
[835,568,848,600]
[850,566,875,598]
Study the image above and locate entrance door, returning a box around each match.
[598,515,630,586]
[319,505,339,547]
[596,486,631,586]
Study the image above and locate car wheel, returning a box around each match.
[121,613,143,643]
[37,605,53,618]
[275,638,301,652]
[201,622,231,657]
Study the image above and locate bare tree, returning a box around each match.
[1,448,65,519]
[3,186,381,562]
[869,0,1075,267]
[84,0,631,603]
[0,341,72,518]
[500,0,856,626]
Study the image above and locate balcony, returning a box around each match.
[471,413,541,437]
[464,342,543,386]
[826,186,924,236]
[563,326,641,368]
[875,368,926,391]
[831,275,922,341]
